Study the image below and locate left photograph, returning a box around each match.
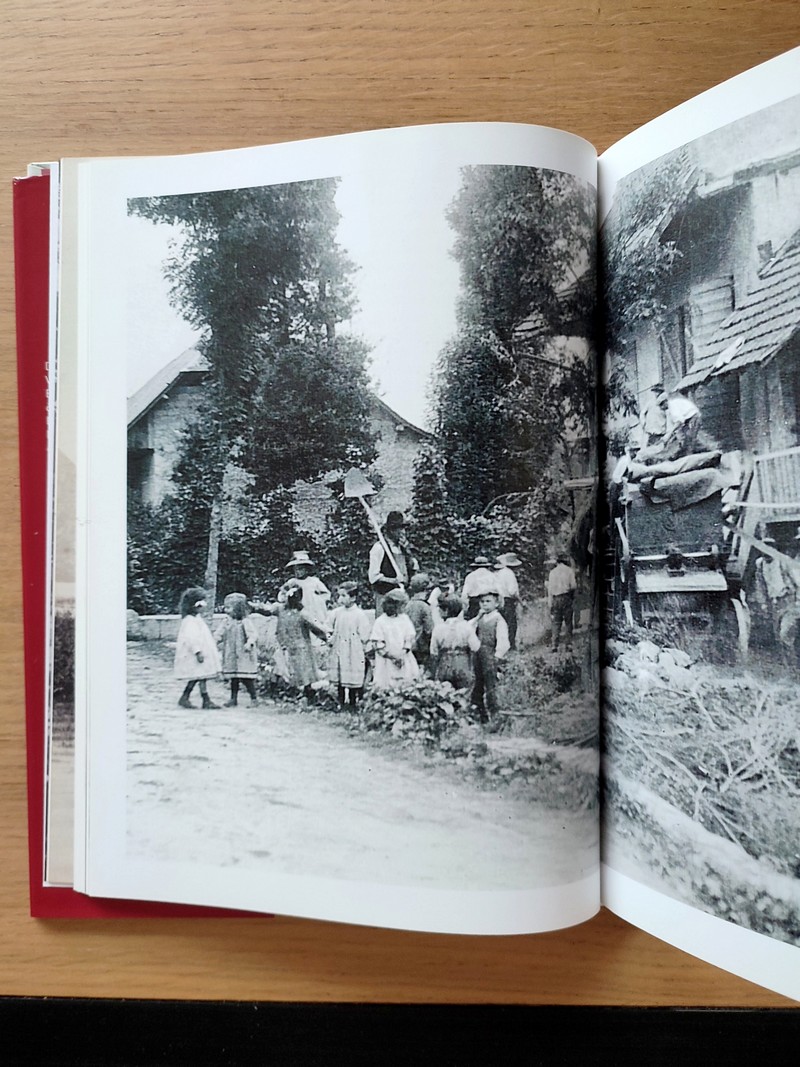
[53,126,602,930]
[122,162,599,898]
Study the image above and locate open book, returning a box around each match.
[14,46,800,999]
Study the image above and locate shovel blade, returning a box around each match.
[343,467,376,499]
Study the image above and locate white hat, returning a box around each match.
[286,550,315,568]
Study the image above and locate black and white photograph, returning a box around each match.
[61,126,605,930]
[601,91,800,953]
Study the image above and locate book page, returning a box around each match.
[36,161,79,887]
[599,47,800,999]
[69,122,602,933]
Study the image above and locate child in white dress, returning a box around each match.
[369,589,419,689]
[216,592,260,707]
[174,587,221,709]
[327,581,371,706]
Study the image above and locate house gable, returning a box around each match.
[127,354,432,521]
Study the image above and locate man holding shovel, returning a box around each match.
[343,469,418,614]
[368,510,418,615]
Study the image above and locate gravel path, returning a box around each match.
[127,641,598,891]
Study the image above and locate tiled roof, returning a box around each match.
[127,347,209,427]
[679,229,800,390]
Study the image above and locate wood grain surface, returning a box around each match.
[2,0,799,1006]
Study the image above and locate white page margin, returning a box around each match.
[602,864,799,1002]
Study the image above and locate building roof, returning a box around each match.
[127,347,209,428]
[679,229,800,390]
[601,150,698,255]
[127,346,432,438]
[368,394,433,439]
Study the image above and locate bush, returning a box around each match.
[357,678,474,746]
[498,650,596,748]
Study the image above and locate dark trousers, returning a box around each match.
[465,596,481,620]
[228,678,257,704]
[472,651,499,721]
[660,415,701,460]
[550,592,574,649]
[500,597,518,650]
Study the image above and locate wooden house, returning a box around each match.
[614,99,800,539]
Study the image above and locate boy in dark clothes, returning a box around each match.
[403,572,434,674]
[470,590,510,722]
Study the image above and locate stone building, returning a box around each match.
[127,347,432,524]
[127,347,210,507]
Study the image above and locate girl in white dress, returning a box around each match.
[369,589,419,689]
[174,586,222,709]
[328,581,371,706]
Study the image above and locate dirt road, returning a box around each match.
[127,641,597,891]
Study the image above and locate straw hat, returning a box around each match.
[495,552,522,568]
[286,550,315,568]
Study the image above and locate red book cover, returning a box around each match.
[14,172,251,918]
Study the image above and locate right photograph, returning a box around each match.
[601,91,800,949]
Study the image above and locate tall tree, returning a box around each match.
[129,180,374,606]
[446,164,595,344]
[430,165,596,518]
[599,149,691,452]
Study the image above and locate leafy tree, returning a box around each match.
[243,334,375,496]
[425,164,596,529]
[128,180,374,607]
[408,444,452,559]
[601,149,690,350]
[446,165,595,344]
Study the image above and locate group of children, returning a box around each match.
[174,554,514,722]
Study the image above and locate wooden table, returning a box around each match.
[1,1,798,1009]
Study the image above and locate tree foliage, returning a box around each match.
[412,164,596,584]
[128,179,376,609]
[601,149,691,348]
[130,182,356,414]
[446,164,595,344]
[599,149,693,452]
[431,165,596,517]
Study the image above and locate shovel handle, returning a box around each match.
[357,496,405,586]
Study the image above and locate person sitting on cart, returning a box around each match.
[654,390,702,460]
[640,382,668,447]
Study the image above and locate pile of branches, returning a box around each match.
[605,662,800,876]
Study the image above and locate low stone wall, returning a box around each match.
[127,610,279,644]
[128,601,583,647]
